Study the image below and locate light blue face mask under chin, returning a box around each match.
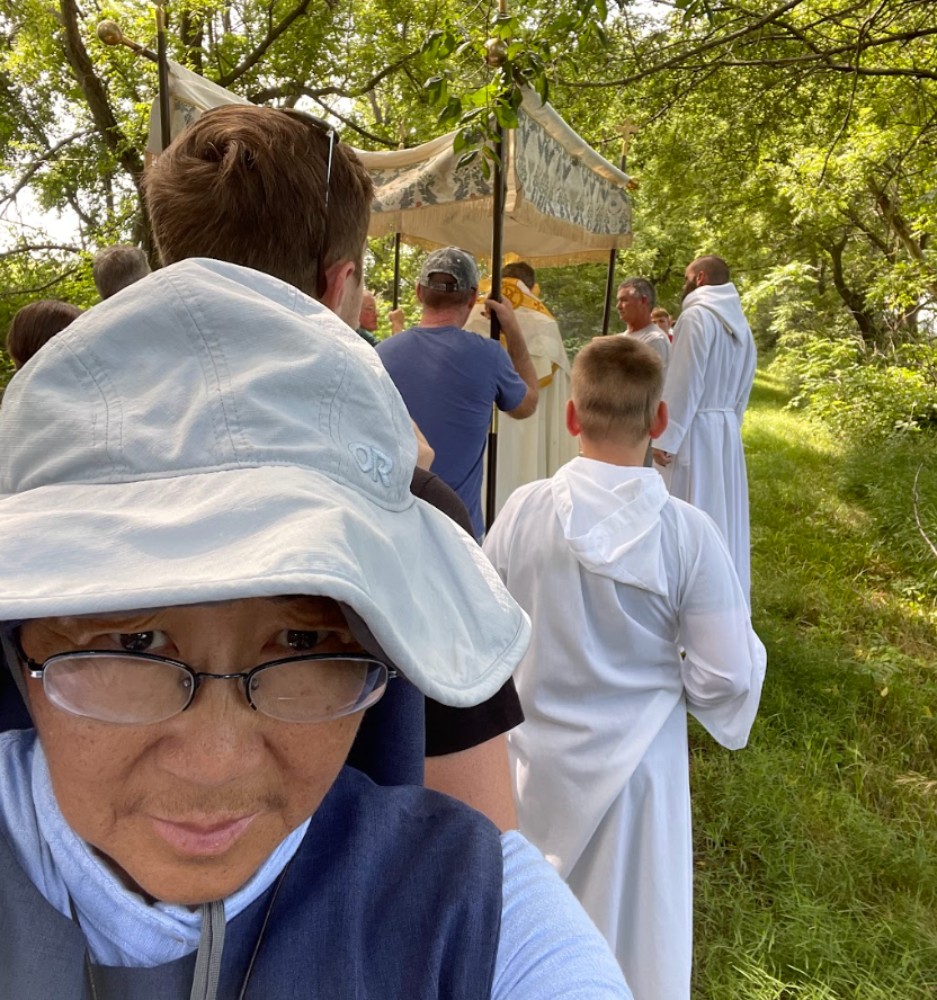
[0,727,310,968]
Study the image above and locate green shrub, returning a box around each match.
[771,334,937,441]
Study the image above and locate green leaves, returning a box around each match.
[414,0,623,174]
[423,75,447,106]
[418,15,559,174]
[493,103,519,130]
[437,96,463,128]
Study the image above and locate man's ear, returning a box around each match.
[566,398,582,438]
[457,289,479,327]
[649,400,668,440]
[320,259,360,327]
[415,283,426,306]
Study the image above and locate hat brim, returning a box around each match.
[0,466,528,707]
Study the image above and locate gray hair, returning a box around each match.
[618,277,656,310]
[92,245,152,300]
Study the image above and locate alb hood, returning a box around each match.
[550,458,670,596]
[682,282,750,340]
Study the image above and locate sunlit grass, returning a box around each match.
[691,369,937,998]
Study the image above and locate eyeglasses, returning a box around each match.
[16,638,393,726]
[278,109,339,300]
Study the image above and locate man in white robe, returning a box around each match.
[465,262,577,516]
[652,255,757,602]
[484,335,765,1000]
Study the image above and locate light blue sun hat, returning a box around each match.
[0,258,528,707]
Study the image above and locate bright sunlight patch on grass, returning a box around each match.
[690,368,937,999]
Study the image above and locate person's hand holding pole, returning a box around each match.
[483,298,538,418]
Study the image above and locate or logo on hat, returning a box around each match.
[349,441,394,488]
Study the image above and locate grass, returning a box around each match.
[690,369,937,998]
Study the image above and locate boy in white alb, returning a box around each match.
[483,335,766,1000]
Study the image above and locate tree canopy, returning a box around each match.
[0,0,934,347]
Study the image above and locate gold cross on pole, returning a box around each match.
[616,120,640,158]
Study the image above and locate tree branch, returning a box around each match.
[58,0,145,183]
[868,178,937,298]
[827,235,881,344]
[247,49,421,105]
[562,0,808,88]
[696,54,937,81]
[215,0,316,89]
[304,96,397,147]
[843,209,894,260]
[562,3,937,88]
[0,264,85,298]
[0,244,84,261]
[818,12,867,185]
[0,129,95,211]
[913,464,937,561]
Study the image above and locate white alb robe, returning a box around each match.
[484,460,766,1000]
[655,283,757,602]
[465,279,577,516]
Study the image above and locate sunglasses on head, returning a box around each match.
[278,109,341,299]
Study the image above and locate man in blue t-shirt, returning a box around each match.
[377,248,539,538]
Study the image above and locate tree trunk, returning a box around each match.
[868,179,937,301]
[827,237,883,346]
[58,0,145,187]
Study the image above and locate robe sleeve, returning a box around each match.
[654,309,712,456]
[675,514,766,749]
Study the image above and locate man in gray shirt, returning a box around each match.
[616,276,670,465]
[616,277,670,375]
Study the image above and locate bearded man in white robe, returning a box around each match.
[653,255,757,604]
[465,262,576,516]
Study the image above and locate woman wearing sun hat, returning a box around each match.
[0,257,631,999]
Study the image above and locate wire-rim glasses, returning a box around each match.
[17,639,393,726]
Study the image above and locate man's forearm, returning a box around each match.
[484,297,538,417]
[504,327,539,398]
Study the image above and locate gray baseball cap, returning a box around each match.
[418,247,479,292]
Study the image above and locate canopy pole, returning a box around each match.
[156,3,171,150]
[391,233,402,310]
[601,121,639,334]
[484,2,510,533]
[97,16,166,151]
[600,246,617,335]
[484,121,506,533]
[391,125,407,311]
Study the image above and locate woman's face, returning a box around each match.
[22,595,364,904]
